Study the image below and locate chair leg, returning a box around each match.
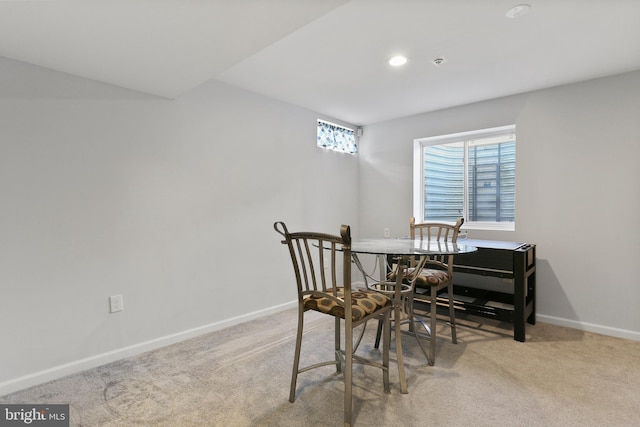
[344,319,353,427]
[382,311,391,394]
[448,282,457,344]
[335,317,342,373]
[394,302,408,393]
[409,292,431,363]
[373,318,383,349]
[290,308,305,403]
[429,286,437,366]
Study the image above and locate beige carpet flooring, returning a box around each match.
[2,308,639,426]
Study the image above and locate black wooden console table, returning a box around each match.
[413,239,536,342]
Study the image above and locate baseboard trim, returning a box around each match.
[537,314,640,341]
[0,301,297,397]
[5,306,636,397]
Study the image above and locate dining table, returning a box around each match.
[350,238,477,393]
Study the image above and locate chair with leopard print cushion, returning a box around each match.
[407,216,464,365]
[378,217,465,365]
[274,221,392,427]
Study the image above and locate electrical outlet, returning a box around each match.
[109,295,124,313]
[384,228,390,238]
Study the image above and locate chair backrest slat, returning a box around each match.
[275,222,351,301]
[409,217,464,273]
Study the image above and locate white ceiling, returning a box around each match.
[1,0,639,126]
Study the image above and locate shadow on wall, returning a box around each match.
[531,258,585,343]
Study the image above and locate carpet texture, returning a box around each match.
[2,309,639,426]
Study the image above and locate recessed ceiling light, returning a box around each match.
[506,4,531,18]
[388,55,408,67]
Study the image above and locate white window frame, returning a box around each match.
[413,125,516,231]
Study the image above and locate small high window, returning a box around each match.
[317,120,357,154]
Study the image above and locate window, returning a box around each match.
[317,120,357,154]
[413,125,516,231]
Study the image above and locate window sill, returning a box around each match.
[462,221,515,232]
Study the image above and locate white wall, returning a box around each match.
[0,58,359,394]
[358,71,640,340]
[2,56,638,396]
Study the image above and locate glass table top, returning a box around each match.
[350,238,476,256]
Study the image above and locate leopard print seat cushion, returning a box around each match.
[413,268,451,289]
[388,268,451,289]
[304,288,391,322]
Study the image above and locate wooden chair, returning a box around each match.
[274,221,392,427]
[408,216,464,365]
